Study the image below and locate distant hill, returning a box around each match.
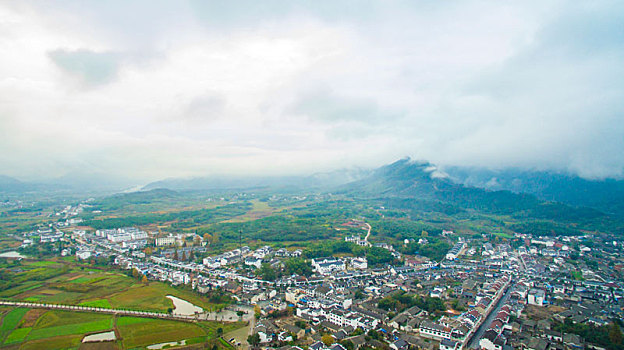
[338,158,608,223]
[0,172,139,196]
[444,167,624,216]
[0,175,26,192]
[143,168,371,192]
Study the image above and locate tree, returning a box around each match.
[258,263,277,281]
[216,327,223,338]
[284,258,313,277]
[367,246,394,267]
[203,233,212,243]
[141,274,148,284]
[322,334,335,346]
[340,339,355,350]
[608,322,623,345]
[132,268,139,279]
[237,310,245,320]
[354,289,365,300]
[248,333,260,346]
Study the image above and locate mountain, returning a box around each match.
[45,171,139,193]
[444,167,624,216]
[0,175,27,192]
[338,158,608,223]
[143,168,371,192]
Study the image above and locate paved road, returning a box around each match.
[0,300,237,323]
[364,223,372,243]
[465,285,513,349]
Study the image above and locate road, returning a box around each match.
[0,300,239,323]
[364,223,372,243]
[465,285,513,349]
[223,305,254,349]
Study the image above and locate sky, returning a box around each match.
[1,1,623,182]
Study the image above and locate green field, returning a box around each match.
[28,318,113,340]
[118,318,205,349]
[4,326,32,344]
[0,307,29,332]
[491,231,514,239]
[79,298,112,308]
[0,307,244,349]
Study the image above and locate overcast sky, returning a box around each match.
[1,1,623,182]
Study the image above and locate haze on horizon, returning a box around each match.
[1,1,623,182]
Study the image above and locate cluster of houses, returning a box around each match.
[19,217,624,350]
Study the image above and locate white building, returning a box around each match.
[156,236,176,246]
[419,320,452,340]
[528,288,545,306]
[352,258,368,269]
[245,257,263,269]
[76,250,92,260]
[107,232,132,243]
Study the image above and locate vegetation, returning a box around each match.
[284,258,313,277]
[378,291,445,314]
[553,319,624,350]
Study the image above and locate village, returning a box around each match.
[14,215,624,350]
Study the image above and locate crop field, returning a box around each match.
[0,309,244,349]
[1,259,226,312]
[0,259,242,348]
[117,318,205,349]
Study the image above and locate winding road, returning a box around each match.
[364,223,372,243]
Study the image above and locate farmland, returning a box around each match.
[0,258,242,349]
[0,307,242,349]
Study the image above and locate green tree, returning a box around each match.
[340,340,355,350]
[322,334,335,346]
[248,333,260,346]
[258,263,277,281]
[284,258,313,276]
[608,322,623,346]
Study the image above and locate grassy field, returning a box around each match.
[0,308,29,332]
[2,259,227,312]
[0,309,245,349]
[117,318,205,349]
[79,299,112,308]
[0,307,29,344]
[4,326,31,344]
[0,259,242,348]
[222,199,281,223]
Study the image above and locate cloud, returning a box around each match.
[184,94,226,121]
[290,87,403,124]
[0,1,622,182]
[48,49,120,86]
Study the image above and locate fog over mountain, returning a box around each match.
[1,1,623,181]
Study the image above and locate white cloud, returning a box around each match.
[0,1,622,182]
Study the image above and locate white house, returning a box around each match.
[528,288,545,306]
[352,258,368,269]
[245,257,263,269]
[76,250,92,260]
